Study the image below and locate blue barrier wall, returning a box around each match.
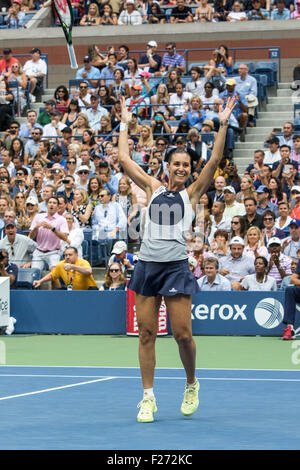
[10,290,289,336]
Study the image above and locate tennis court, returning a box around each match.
[0,334,299,450]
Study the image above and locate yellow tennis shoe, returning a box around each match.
[137,396,157,423]
[181,380,200,416]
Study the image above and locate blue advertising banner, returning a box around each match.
[189,291,286,336]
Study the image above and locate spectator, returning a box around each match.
[125,84,149,119]
[290,134,300,172]
[17,195,38,232]
[117,0,142,25]
[209,45,233,75]
[197,257,231,291]
[71,112,90,137]
[236,175,257,203]
[195,0,213,21]
[61,99,81,129]
[99,53,123,87]
[266,236,292,288]
[112,176,139,233]
[33,246,97,290]
[160,42,185,74]
[240,256,277,291]
[220,78,248,129]
[0,77,13,132]
[170,0,194,23]
[71,188,92,228]
[272,144,298,183]
[230,215,247,240]
[223,185,246,218]
[99,261,127,290]
[148,155,168,186]
[208,200,231,243]
[263,137,281,166]
[243,226,268,260]
[92,188,127,246]
[0,148,14,177]
[290,186,300,219]
[138,41,162,75]
[7,61,28,114]
[200,82,220,111]
[97,160,119,195]
[209,229,229,259]
[108,240,137,272]
[256,185,278,217]
[282,218,300,258]
[108,69,130,102]
[79,2,102,25]
[0,48,19,74]
[53,85,71,115]
[243,197,264,230]
[0,249,18,289]
[234,63,257,98]
[213,0,234,22]
[207,175,226,205]
[271,0,290,18]
[268,176,287,206]
[247,0,269,19]
[123,57,143,87]
[219,235,255,290]
[169,83,192,120]
[19,109,43,140]
[100,3,118,24]
[75,56,101,90]
[226,1,247,21]
[23,48,47,100]
[62,212,84,258]
[42,109,67,141]
[280,257,298,291]
[29,196,69,288]
[275,201,293,234]
[5,0,26,28]
[148,3,166,24]
[186,65,214,97]
[261,209,285,246]
[253,164,272,190]
[0,220,36,266]
[291,0,300,18]
[278,122,294,148]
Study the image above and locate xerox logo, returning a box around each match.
[191,303,247,321]
[254,298,284,329]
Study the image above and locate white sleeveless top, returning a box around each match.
[139,185,194,262]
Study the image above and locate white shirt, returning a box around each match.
[224,201,246,219]
[43,122,66,138]
[85,107,109,131]
[263,149,281,166]
[117,9,142,25]
[241,274,277,291]
[169,92,193,117]
[23,58,47,77]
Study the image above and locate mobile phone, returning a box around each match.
[284,165,290,174]
[273,128,281,133]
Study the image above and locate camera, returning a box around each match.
[0,252,5,262]
[51,169,60,174]
[34,179,39,187]
[62,179,70,184]
[9,130,16,135]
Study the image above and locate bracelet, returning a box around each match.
[220,121,229,127]
[120,122,128,131]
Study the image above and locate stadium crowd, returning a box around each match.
[0,36,299,336]
[2,0,300,27]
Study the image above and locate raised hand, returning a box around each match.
[218,96,236,126]
[120,96,132,124]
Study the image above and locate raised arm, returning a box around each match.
[187,96,236,205]
[118,96,161,196]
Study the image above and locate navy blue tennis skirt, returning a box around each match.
[128,258,200,297]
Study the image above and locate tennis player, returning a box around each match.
[118,95,236,423]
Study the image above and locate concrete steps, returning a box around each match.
[233,82,295,175]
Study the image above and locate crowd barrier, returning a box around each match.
[9,290,295,337]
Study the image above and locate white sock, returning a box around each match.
[143,388,154,398]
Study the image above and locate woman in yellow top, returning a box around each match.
[33,246,97,290]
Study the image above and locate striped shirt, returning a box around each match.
[162,52,185,70]
[267,253,292,288]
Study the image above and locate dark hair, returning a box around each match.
[255,256,268,267]
[263,209,276,221]
[64,246,78,254]
[230,215,247,238]
[47,196,59,205]
[54,85,69,101]
[280,144,291,151]
[214,229,229,241]
[244,197,257,206]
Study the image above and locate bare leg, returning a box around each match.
[135,293,162,390]
[165,294,196,384]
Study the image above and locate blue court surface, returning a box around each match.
[0,365,300,450]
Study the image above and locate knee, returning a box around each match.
[173,329,193,347]
[138,325,157,346]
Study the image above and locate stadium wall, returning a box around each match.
[10,290,289,336]
[0,19,299,86]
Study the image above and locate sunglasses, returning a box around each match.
[80,86,88,89]
[109,268,120,273]
[78,171,89,175]
[67,161,76,164]
[263,217,274,221]
[231,221,240,224]
[99,194,107,198]
[10,126,19,129]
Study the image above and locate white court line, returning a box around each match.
[1,374,300,383]
[0,376,115,401]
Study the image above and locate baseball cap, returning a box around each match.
[229,236,245,246]
[30,48,41,54]
[76,165,90,174]
[225,78,236,86]
[43,99,55,106]
[202,120,214,130]
[256,185,269,193]
[148,41,158,47]
[3,48,12,54]
[223,185,236,194]
[289,218,300,227]
[267,237,282,247]
[131,84,142,91]
[291,185,300,193]
[5,221,16,228]
[83,56,91,63]
[140,71,151,78]
[26,196,38,205]
[111,241,127,255]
